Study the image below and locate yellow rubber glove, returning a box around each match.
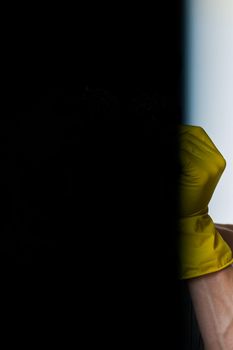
[179,125,233,279]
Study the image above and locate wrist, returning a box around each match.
[179,214,233,279]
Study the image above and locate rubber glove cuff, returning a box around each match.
[179,213,233,279]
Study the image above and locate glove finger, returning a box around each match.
[180,130,220,158]
[179,129,226,171]
[180,138,212,164]
[179,147,194,173]
[180,138,226,181]
[179,124,219,152]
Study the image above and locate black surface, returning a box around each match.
[181,283,204,349]
[0,2,194,349]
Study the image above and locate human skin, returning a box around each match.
[215,224,233,252]
[187,224,233,350]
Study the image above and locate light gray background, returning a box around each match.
[185,0,233,223]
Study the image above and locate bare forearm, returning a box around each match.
[188,266,233,349]
[188,223,233,349]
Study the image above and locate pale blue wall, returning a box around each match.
[185,0,233,223]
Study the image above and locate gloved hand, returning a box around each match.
[179,125,233,279]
